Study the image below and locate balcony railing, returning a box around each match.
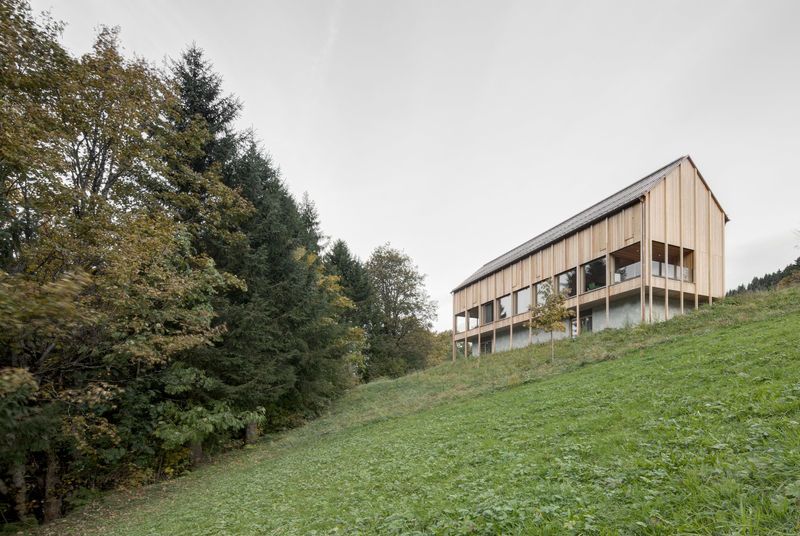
[458,258,697,332]
[613,261,641,283]
[652,261,693,282]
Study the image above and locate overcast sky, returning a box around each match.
[32,0,800,331]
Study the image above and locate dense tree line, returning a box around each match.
[0,1,442,525]
[726,257,800,296]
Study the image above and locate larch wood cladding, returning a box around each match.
[452,157,726,346]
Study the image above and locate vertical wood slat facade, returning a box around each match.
[452,156,727,355]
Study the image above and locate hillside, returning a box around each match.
[38,287,800,535]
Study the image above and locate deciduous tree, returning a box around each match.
[528,280,574,362]
[363,245,437,379]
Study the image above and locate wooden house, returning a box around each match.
[451,156,728,358]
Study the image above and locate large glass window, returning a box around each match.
[481,301,494,324]
[557,269,577,298]
[497,294,512,319]
[479,337,493,355]
[455,312,465,333]
[682,250,694,283]
[612,243,641,283]
[467,307,479,330]
[514,287,531,315]
[582,257,606,292]
[652,242,694,282]
[535,279,551,306]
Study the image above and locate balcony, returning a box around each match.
[652,261,693,283]
[613,261,641,283]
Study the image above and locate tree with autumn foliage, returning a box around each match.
[528,280,574,362]
[0,2,427,526]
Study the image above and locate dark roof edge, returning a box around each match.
[451,156,689,293]
[684,155,730,223]
[450,198,645,294]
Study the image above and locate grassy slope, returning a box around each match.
[39,288,800,535]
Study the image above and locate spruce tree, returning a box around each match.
[324,239,375,329]
[167,43,357,435]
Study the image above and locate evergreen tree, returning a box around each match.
[202,141,359,429]
[166,45,358,436]
[0,5,367,523]
[324,239,374,329]
[299,192,324,253]
[170,44,240,174]
[727,257,800,296]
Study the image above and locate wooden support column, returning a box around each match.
[693,167,699,310]
[574,235,580,337]
[605,217,610,328]
[528,256,533,346]
[678,167,684,315]
[478,278,482,355]
[646,192,653,323]
[679,246,685,313]
[721,214,726,295]
[492,274,497,353]
[664,181,669,321]
[640,199,646,323]
[707,191,713,306]
[452,294,456,362]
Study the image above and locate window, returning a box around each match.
[479,337,492,355]
[582,258,606,292]
[682,250,694,283]
[652,242,694,282]
[557,269,577,298]
[580,313,592,333]
[535,279,551,306]
[612,243,641,283]
[455,312,465,333]
[497,294,512,319]
[467,307,479,330]
[514,287,531,315]
[481,301,494,324]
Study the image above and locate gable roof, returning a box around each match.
[453,155,697,293]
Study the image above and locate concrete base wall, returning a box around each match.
[532,327,568,344]
[651,298,686,322]
[464,289,699,356]
[495,329,511,352]
[598,294,642,331]
[512,327,530,349]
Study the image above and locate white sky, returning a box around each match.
[32,0,800,331]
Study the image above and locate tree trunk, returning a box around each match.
[10,462,27,523]
[245,421,258,444]
[42,450,61,523]
[189,439,204,466]
[550,332,555,362]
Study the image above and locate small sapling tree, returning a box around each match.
[528,281,574,362]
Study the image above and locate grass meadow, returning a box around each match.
[37,287,800,535]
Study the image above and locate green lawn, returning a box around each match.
[39,288,800,535]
